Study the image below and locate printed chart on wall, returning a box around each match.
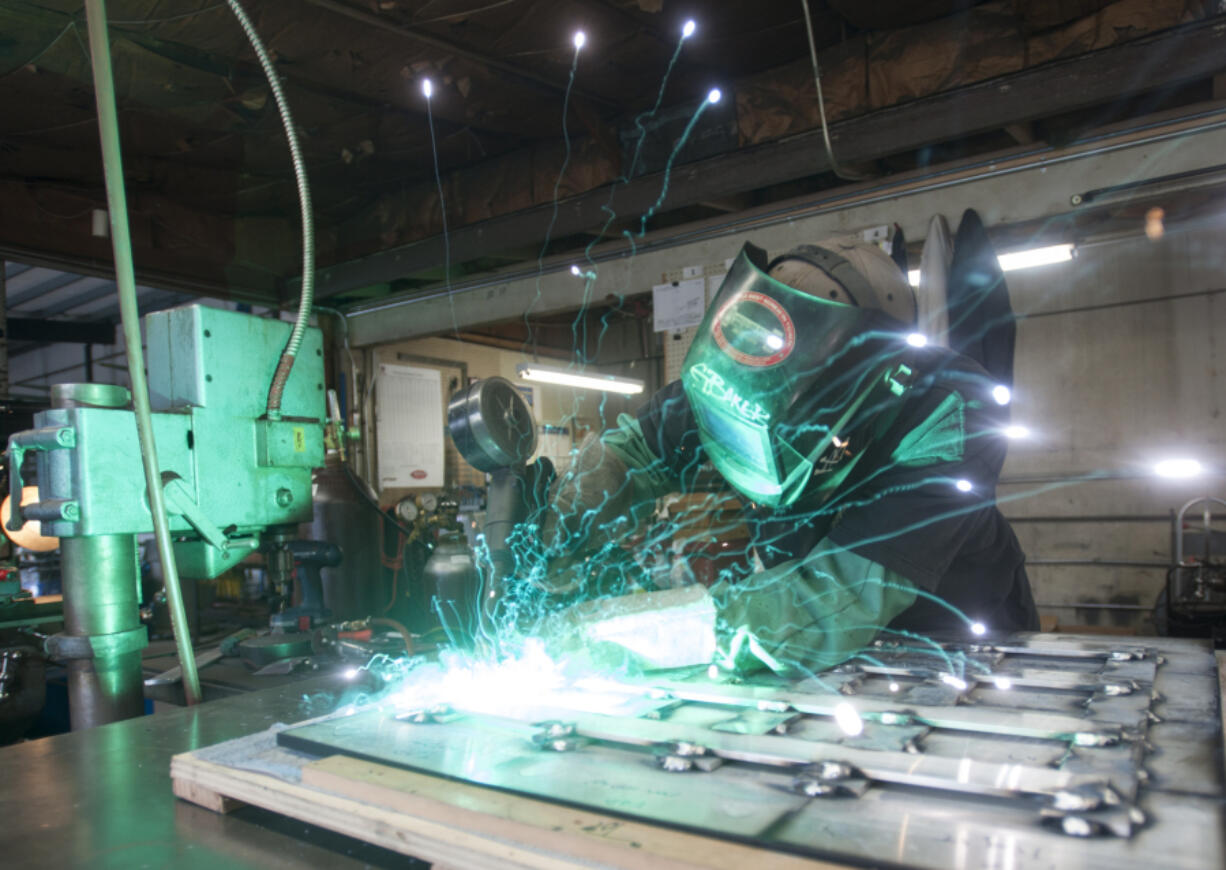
[375,364,444,488]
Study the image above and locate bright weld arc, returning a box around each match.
[833,702,864,736]
[573,31,586,50]
[421,78,433,98]
[955,479,973,492]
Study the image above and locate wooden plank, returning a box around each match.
[170,749,845,870]
[172,777,245,814]
[1217,650,1226,784]
[313,18,1226,297]
[302,755,841,870]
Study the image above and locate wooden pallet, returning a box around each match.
[171,745,847,870]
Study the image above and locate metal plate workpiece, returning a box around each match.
[277,634,1226,869]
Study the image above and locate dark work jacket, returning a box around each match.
[636,346,1039,635]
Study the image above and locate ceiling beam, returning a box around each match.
[5,317,114,344]
[311,16,1226,298]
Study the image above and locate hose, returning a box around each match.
[799,0,868,182]
[370,617,415,656]
[225,0,314,419]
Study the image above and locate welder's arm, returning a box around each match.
[711,545,918,675]
[541,413,673,561]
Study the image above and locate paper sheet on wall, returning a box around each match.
[663,274,727,383]
[652,277,706,332]
[375,364,444,488]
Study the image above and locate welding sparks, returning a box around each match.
[833,702,864,736]
[940,673,969,691]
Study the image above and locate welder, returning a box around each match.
[541,236,1038,675]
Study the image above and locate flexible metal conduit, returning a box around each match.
[225,0,314,419]
[82,0,200,703]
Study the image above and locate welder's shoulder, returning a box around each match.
[889,348,1009,470]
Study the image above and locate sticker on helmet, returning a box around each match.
[711,291,796,367]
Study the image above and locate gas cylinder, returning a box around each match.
[422,528,479,644]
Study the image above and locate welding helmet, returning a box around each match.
[680,238,918,508]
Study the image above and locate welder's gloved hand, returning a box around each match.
[542,585,718,672]
[539,414,672,592]
[711,542,918,676]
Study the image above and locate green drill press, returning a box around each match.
[5,305,326,728]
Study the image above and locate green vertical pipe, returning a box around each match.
[60,535,145,729]
[81,0,201,704]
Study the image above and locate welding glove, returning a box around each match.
[711,543,918,676]
[539,414,673,593]
[543,584,718,672]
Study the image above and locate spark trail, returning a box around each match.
[422,78,458,334]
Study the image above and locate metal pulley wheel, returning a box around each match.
[447,377,537,471]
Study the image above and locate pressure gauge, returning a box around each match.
[395,497,419,523]
[419,493,439,513]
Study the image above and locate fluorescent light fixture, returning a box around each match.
[1154,458,1202,479]
[518,363,644,395]
[907,269,920,287]
[992,384,1012,405]
[1004,425,1030,440]
[906,332,928,348]
[997,243,1074,272]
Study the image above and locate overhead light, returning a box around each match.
[517,363,644,395]
[1154,458,1202,479]
[997,243,1074,272]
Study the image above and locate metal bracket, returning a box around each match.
[45,626,148,662]
[5,426,77,531]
